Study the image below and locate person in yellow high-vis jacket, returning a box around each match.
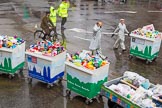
[58,0,70,30]
[49,6,58,40]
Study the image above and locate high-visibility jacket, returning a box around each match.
[58,1,70,18]
[49,6,57,26]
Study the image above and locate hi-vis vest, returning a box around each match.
[58,2,70,18]
[49,6,57,26]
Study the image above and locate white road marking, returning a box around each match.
[68,28,92,33]
[147,11,162,13]
[104,11,137,14]
[68,28,115,35]
[73,36,91,41]
[102,32,116,35]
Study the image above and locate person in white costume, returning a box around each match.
[89,21,103,55]
[112,19,129,51]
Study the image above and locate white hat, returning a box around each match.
[120,19,125,21]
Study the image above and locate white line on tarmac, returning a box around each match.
[68,28,92,33]
[102,32,115,35]
[147,11,162,13]
[104,11,137,14]
[68,28,115,35]
[73,36,91,41]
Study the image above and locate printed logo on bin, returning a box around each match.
[28,56,37,63]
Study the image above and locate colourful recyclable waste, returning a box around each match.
[0,35,25,49]
[66,50,109,70]
[102,71,162,108]
[26,40,65,56]
[131,24,162,39]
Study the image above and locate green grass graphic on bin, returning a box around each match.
[0,58,12,70]
[0,57,24,73]
[130,46,159,60]
[67,73,107,99]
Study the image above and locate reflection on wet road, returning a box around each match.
[0,0,162,108]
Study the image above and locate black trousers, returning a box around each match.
[43,26,57,40]
[61,17,67,28]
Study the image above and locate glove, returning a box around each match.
[111,34,115,38]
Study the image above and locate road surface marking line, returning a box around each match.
[104,11,137,14]
[73,36,90,41]
[68,28,119,36]
[148,11,162,13]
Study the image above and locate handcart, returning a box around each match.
[129,24,162,64]
[0,42,25,78]
[65,61,110,104]
[101,77,141,108]
[129,34,161,64]
[26,51,66,88]
[101,76,162,108]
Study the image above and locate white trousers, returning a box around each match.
[113,37,126,50]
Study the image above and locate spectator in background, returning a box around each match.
[58,0,70,30]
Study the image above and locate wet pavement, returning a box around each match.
[0,0,162,108]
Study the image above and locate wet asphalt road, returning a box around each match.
[0,0,162,108]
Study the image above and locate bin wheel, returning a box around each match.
[66,90,71,96]
[146,60,151,64]
[58,77,63,84]
[9,74,14,79]
[96,95,101,103]
[28,78,32,84]
[153,57,157,61]
[47,84,53,89]
[47,84,51,89]
[129,55,133,60]
[108,99,115,108]
[19,68,23,73]
[69,95,73,101]
[85,99,92,105]
[113,104,122,108]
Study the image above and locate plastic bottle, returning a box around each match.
[37,41,41,51]
[44,43,47,51]
[40,41,44,48]
[12,44,16,49]
[86,53,91,61]
[2,40,7,47]
[51,50,55,56]
[94,53,100,62]
[60,46,64,52]
[66,53,72,60]
[57,47,60,54]
[0,40,3,48]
